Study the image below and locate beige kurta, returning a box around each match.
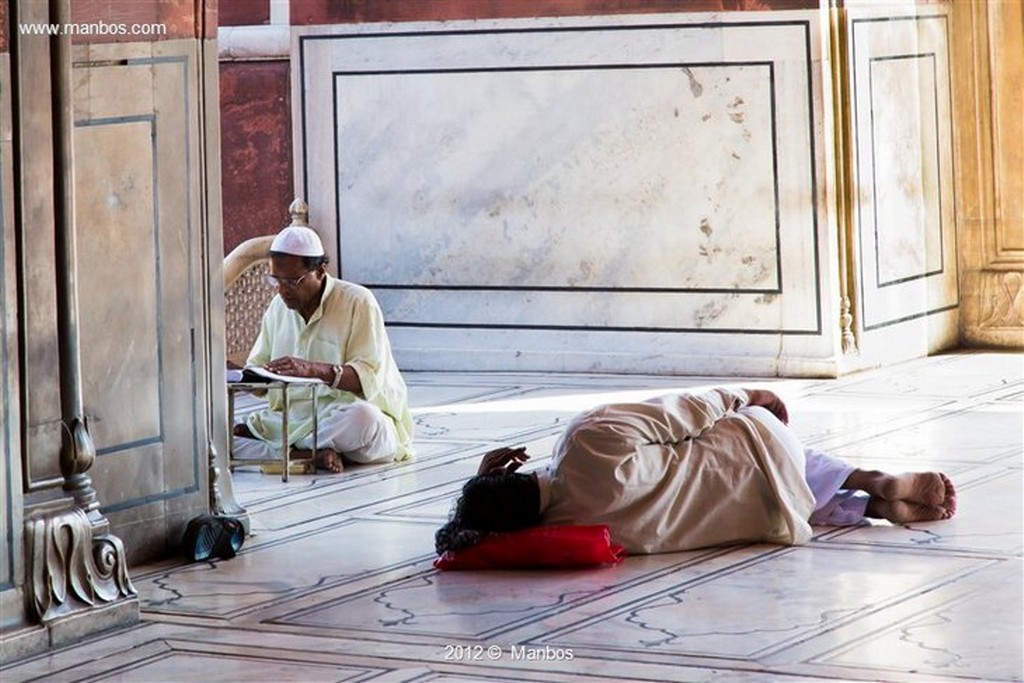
[538,389,815,554]
[246,277,414,460]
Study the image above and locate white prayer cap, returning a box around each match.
[270,226,324,257]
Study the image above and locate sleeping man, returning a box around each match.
[435,387,956,555]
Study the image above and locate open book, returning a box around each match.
[226,365,324,384]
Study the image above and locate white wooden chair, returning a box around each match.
[223,198,321,480]
[223,198,310,366]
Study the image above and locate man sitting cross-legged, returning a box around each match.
[232,225,413,472]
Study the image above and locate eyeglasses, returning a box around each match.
[264,271,314,289]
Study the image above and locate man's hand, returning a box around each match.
[746,388,790,424]
[477,446,529,476]
[264,356,330,381]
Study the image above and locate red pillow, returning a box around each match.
[434,524,626,570]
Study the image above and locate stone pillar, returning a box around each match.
[952,0,1024,348]
[1,0,245,662]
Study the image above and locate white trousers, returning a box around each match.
[741,406,868,526]
[233,401,398,465]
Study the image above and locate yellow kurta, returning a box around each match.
[246,277,414,460]
[538,389,814,554]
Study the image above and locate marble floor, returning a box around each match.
[3,350,1022,682]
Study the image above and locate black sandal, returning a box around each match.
[182,515,245,562]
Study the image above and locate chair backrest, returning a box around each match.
[223,199,310,366]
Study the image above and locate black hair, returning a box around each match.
[434,472,541,555]
[269,251,329,271]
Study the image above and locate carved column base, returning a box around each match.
[209,441,250,530]
[840,296,859,355]
[24,502,139,633]
[963,271,1024,348]
[979,271,1024,327]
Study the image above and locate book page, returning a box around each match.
[227,366,324,384]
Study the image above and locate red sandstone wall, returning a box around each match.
[220,0,270,27]
[289,0,816,24]
[219,61,295,252]
[68,0,215,42]
[5,0,211,47]
[0,1,8,53]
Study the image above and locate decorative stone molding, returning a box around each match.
[25,505,137,623]
[58,417,105,528]
[979,270,1024,329]
[840,296,858,355]
[208,440,248,525]
[218,25,290,60]
[209,440,225,514]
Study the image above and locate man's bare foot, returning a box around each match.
[292,448,344,473]
[315,448,343,473]
[864,472,957,524]
[867,498,953,524]
[877,471,950,507]
[940,473,957,516]
[233,423,254,439]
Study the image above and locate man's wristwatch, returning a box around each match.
[330,364,344,389]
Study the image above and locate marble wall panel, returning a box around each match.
[75,118,162,456]
[71,42,207,560]
[849,12,958,333]
[152,41,206,500]
[296,13,837,375]
[0,52,21,600]
[16,0,64,488]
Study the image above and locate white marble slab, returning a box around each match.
[848,10,958,338]
[784,392,947,447]
[806,401,1024,466]
[793,557,1022,683]
[820,351,1024,399]
[540,546,985,661]
[294,12,837,375]
[137,518,436,617]
[88,646,375,683]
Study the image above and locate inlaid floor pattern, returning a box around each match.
[4,351,1022,682]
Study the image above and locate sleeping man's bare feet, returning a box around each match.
[846,469,957,524]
